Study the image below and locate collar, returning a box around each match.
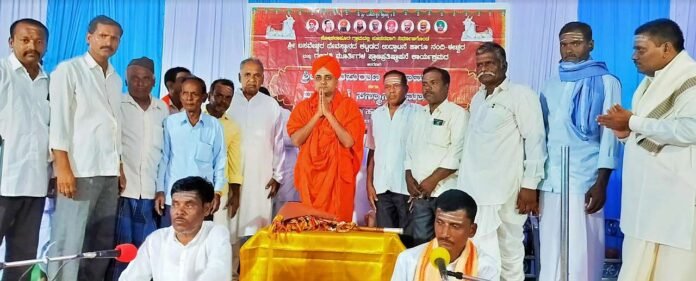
[8,53,47,79]
[427,100,451,114]
[175,111,206,126]
[478,77,510,95]
[202,105,230,121]
[83,52,114,75]
[169,222,209,247]
[376,100,411,112]
[123,93,162,110]
[653,51,693,80]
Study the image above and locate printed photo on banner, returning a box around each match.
[248,4,509,121]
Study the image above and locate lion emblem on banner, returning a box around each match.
[266,15,296,40]
[461,16,493,42]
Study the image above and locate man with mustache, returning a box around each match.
[366,70,419,229]
[458,42,546,281]
[161,67,191,114]
[120,176,232,280]
[598,19,696,280]
[226,58,285,281]
[48,15,126,280]
[391,189,498,281]
[403,67,468,247]
[113,57,169,280]
[537,22,621,281]
[156,76,226,230]
[287,55,365,222]
[0,18,49,281]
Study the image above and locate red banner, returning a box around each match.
[249,5,508,121]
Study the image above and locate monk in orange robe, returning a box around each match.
[287,55,365,222]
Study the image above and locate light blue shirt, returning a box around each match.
[539,75,621,193]
[157,112,226,204]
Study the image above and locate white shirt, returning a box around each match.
[367,101,419,195]
[621,51,696,250]
[226,91,285,237]
[49,53,123,177]
[390,241,498,281]
[0,53,50,196]
[276,108,299,202]
[459,78,546,205]
[120,94,169,199]
[119,221,232,281]
[405,101,468,197]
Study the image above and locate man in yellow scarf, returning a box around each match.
[391,190,498,281]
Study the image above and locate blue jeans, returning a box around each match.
[112,197,157,280]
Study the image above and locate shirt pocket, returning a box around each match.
[428,125,450,148]
[479,103,513,133]
[195,141,213,162]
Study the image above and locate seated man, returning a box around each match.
[120,176,232,281]
[391,190,498,281]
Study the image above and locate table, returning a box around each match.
[241,228,405,281]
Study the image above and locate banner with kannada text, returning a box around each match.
[248,4,509,121]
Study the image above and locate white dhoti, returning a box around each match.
[618,206,696,281]
[473,192,527,281]
[538,191,604,281]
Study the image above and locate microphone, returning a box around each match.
[82,243,138,263]
[429,247,450,281]
[0,243,138,269]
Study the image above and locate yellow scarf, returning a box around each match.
[414,239,478,281]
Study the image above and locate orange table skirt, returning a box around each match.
[240,228,406,281]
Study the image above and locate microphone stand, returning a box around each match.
[0,253,86,269]
[446,270,490,281]
[0,250,113,269]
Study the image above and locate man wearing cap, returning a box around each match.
[391,189,498,281]
[113,57,169,279]
[287,55,365,222]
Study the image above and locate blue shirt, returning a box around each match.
[157,112,226,204]
[539,75,621,193]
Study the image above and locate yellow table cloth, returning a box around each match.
[241,228,406,281]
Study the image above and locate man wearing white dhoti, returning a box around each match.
[226,58,285,281]
[598,18,696,281]
[538,22,621,281]
[458,42,546,281]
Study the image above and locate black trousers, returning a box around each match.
[0,196,45,281]
[403,197,436,248]
[375,191,409,228]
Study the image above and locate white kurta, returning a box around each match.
[620,51,696,251]
[390,241,499,281]
[119,221,232,281]
[276,108,299,203]
[227,91,284,238]
[458,78,546,205]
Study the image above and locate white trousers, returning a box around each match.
[538,191,604,281]
[618,207,696,281]
[473,193,527,281]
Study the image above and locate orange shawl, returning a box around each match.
[415,239,479,281]
[287,91,365,222]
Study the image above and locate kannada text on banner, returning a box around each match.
[249,5,508,121]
